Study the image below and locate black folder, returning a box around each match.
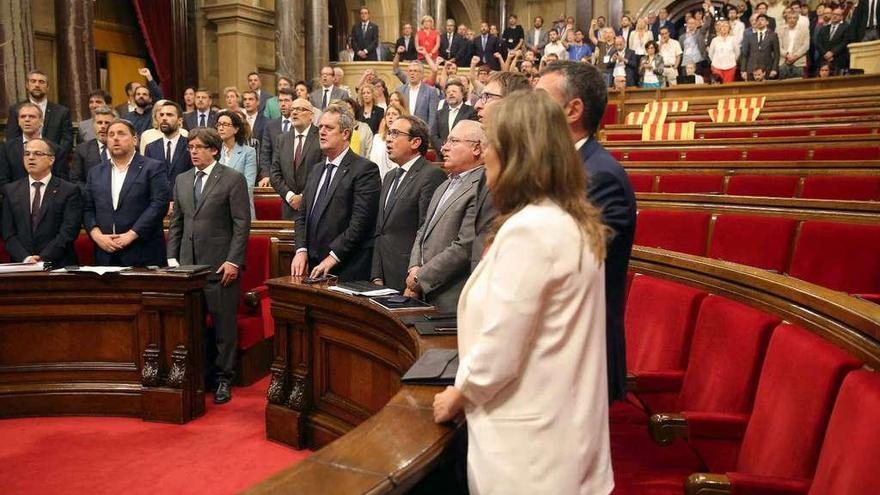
[400,312,457,326]
[401,349,459,385]
[414,321,458,336]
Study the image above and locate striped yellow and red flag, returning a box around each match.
[717,96,766,110]
[644,100,689,113]
[625,108,668,125]
[641,121,696,141]
[708,107,761,123]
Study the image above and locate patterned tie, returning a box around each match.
[193,170,206,208]
[293,134,304,168]
[282,119,290,133]
[31,182,43,229]
[199,113,206,127]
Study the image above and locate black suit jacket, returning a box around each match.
[439,32,470,65]
[1,175,82,266]
[83,154,171,266]
[430,104,477,151]
[294,149,381,281]
[471,34,502,70]
[270,125,322,220]
[652,20,676,40]
[579,137,637,403]
[852,0,880,42]
[815,22,851,71]
[0,138,68,189]
[606,47,640,87]
[183,110,218,131]
[70,139,106,185]
[371,156,447,290]
[257,90,272,114]
[351,21,380,61]
[395,36,419,61]
[6,101,74,158]
[259,117,287,177]
[740,30,781,74]
[144,137,194,187]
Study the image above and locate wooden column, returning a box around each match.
[276,0,306,80]
[577,0,594,32]
[0,0,35,121]
[203,2,276,96]
[169,0,199,103]
[306,0,329,82]
[54,0,96,123]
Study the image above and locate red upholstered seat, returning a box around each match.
[0,238,9,263]
[74,233,94,266]
[702,130,753,139]
[601,103,617,127]
[812,146,880,161]
[726,175,799,198]
[788,221,880,294]
[628,174,655,192]
[657,174,724,194]
[682,149,742,161]
[813,126,875,136]
[756,128,812,138]
[635,210,711,256]
[800,175,880,201]
[626,149,681,161]
[721,324,861,491]
[238,235,273,347]
[675,296,779,471]
[424,150,437,162]
[748,148,807,161]
[625,275,707,414]
[610,150,624,160]
[605,132,641,142]
[808,370,880,495]
[254,196,283,220]
[708,214,797,272]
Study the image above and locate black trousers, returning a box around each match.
[203,277,240,385]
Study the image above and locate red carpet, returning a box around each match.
[0,378,310,494]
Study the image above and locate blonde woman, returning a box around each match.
[628,18,654,56]
[357,84,385,134]
[223,86,242,113]
[708,20,740,83]
[368,102,408,179]
[416,15,440,60]
[433,91,613,494]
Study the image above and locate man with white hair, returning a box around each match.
[392,59,439,125]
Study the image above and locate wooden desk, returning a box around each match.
[253,277,459,494]
[0,269,208,423]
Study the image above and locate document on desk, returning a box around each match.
[328,281,399,297]
[0,262,46,273]
[60,266,132,275]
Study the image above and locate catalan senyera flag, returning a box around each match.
[625,108,668,125]
[641,121,696,141]
[644,100,689,113]
[708,107,762,123]
[717,96,766,110]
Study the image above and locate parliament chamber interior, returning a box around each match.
[1,0,879,494]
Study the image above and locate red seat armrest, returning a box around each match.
[725,472,811,495]
[244,284,269,308]
[682,411,750,440]
[629,370,685,393]
[855,293,880,304]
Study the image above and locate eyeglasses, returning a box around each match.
[23,151,54,157]
[215,122,234,128]
[187,144,211,151]
[386,129,413,140]
[290,107,313,113]
[446,137,480,146]
[476,91,503,104]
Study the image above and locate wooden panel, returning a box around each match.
[106,52,147,114]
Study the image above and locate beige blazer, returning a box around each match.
[454,199,613,494]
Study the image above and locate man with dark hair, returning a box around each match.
[5,70,74,165]
[124,68,164,136]
[269,97,322,220]
[525,16,549,57]
[501,14,525,51]
[740,14,781,80]
[78,89,112,144]
[1,138,82,267]
[440,18,470,67]
[71,105,116,186]
[431,80,477,150]
[371,115,446,291]
[144,101,193,187]
[115,81,140,117]
[167,127,250,404]
[310,66,349,111]
[247,71,272,113]
[263,76,294,119]
[395,23,419,61]
[537,60,637,404]
[351,6,380,61]
[471,22,503,71]
[260,87,296,180]
[183,88,218,130]
[1,103,67,188]
[83,119,170,267]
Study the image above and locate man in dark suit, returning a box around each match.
[350,6,380,61]
[439,18,470,66]
[115,81,139,118]
[144,101,193,188]
[1,138,81,267]
[243,90,270,185]
[291,104,381,281]
[5,70,73,163]
[1,103,67,188]
[606,36,639,87]
[247,71,273,113]
[83,119,170,267]
[167,128,250,404]
[471,22,503,71]
[395,23,419,61]
[270,98,322,220]
[70,105,114,186]
[430,80,477,151]
[371,116,446,291]
[537,61,637,404]
[740,14,781,80]
[815,7,851,74]
[259,87,295,181]
[78,89,111,144]
[183,88,218,131]
[653,7,677,39]
[852,0,880,42]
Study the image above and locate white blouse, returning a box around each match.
[708,35,740,70]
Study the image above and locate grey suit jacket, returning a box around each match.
[371,156,447,290]
[393,80,439,127]
[525,28,549,52]
[409,167,482,312]
[309,86,348,111]
[167,163,251,274]
[470,172,497,271]
[740,30,780,73]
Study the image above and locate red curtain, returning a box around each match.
[132,0,173,97]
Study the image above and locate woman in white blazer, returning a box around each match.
[215,110,257,220]
[433,91,613,494]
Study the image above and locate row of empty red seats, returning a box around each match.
[604,125,879,142]
[628,173,880,200]
[609,146,880,162]
[611,274,877,494]
[634,211,880,297]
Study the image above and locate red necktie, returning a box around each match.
[31,182,43,229]
[293,134,304,168]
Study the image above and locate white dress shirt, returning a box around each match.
[447,103,463,132]
[29,97,48,119]
[111,154,135,211]
[163,134,182,161]
[408,85,420,115]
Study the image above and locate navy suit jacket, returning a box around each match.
[144,137,194,187]
[0,138,69,189]
[471,34,502,70]
[83,153,170,266]
[579,137,637,403]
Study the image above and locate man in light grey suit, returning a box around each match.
[167,127,251,405]
[371,116,447,291]
[525,16,550,58]
[392,57,439,127]
[309,66,348,111]
[405,120,483,312]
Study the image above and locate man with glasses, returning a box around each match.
[393,60,439,126]
[309,66,348,111]
[371,116,446,291]
[270,98,322,220]
[1,138,82,267]
[83,119,170,267]
[167,127,250,404]
[405,120,484,311]
[259,88,296,182]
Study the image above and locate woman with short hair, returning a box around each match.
[215,110,257,219]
